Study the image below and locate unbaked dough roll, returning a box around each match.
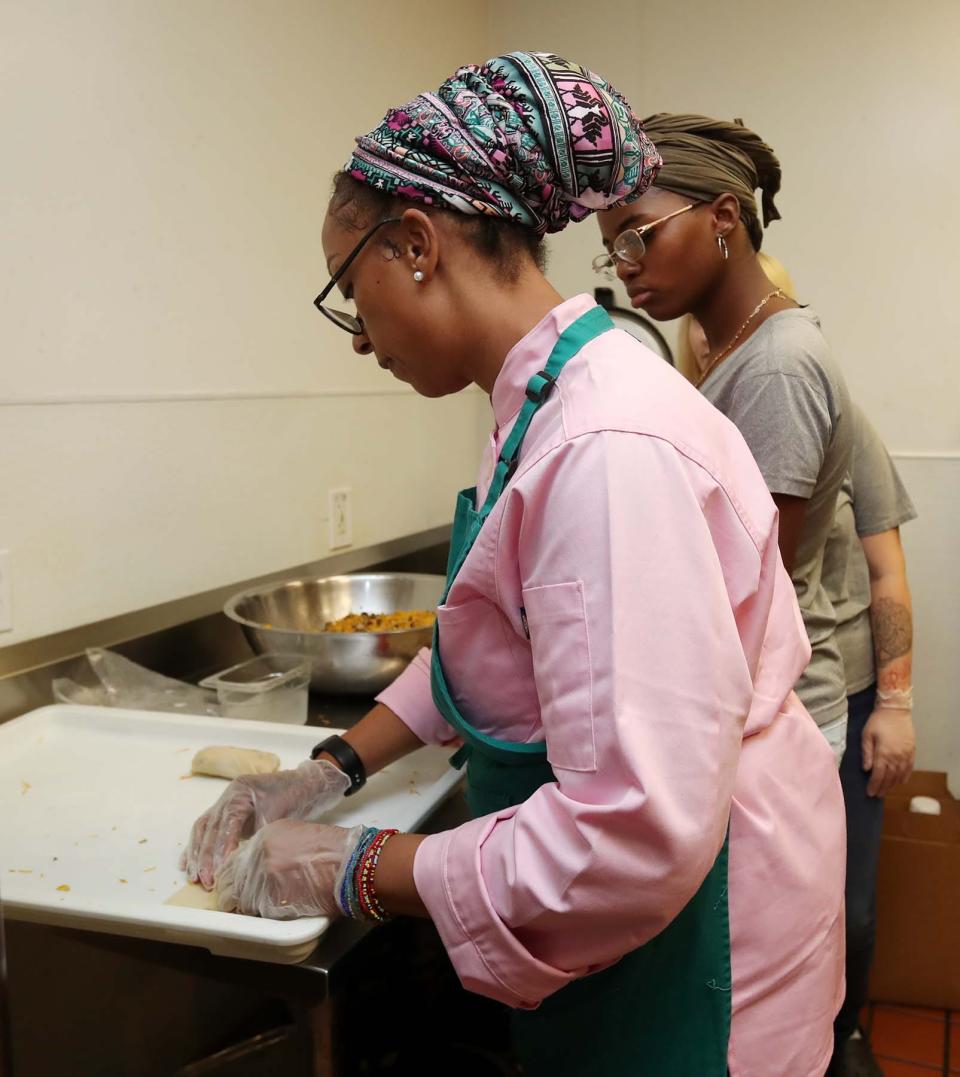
[190,745,281,780]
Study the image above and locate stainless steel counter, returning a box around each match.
[4,692,471,1075]
[0,525,451,713]
[0,529,493,1076]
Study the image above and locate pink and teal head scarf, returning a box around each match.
[346,51,661,236]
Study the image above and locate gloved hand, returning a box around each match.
[182,760,351,888]
[216,819,363,920]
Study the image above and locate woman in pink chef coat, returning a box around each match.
[184,52,845,1077]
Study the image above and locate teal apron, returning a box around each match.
[430,307,732,1076]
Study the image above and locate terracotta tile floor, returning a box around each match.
[860,1002,955,1073]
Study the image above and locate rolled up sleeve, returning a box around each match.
[375,648,457,746]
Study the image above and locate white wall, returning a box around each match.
[488,0,959,771]
[894,456,959,786]
[1,1,491,646]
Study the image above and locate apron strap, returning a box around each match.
[479,306,614,520]
[434,305,616,765]
[442,306,615,599]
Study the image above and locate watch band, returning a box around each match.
[310,735,366,796]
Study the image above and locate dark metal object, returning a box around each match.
[594,287,674,365]
[0,890,13,1077]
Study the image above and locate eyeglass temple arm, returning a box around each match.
[330,216,404,286]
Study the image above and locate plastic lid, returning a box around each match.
[199,654,310,693]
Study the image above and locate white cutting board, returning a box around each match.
[0,705,462,964]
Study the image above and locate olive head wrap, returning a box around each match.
[640,114,781,249]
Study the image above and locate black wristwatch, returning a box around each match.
[310,735,366,797]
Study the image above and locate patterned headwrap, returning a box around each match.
[640,114,782,250]
[346,51,661,235]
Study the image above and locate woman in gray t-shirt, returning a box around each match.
[820,401,916,1070]
[596,114,853,760]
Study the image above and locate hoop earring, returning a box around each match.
[413,270,424,282]
[716,235,729,260]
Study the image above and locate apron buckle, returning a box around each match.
[525,369,557,405]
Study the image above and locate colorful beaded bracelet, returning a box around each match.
[356,829,397,921]
[337,826,378,918]
[338,827,399,921]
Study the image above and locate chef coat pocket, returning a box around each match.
[434,595,511,718]
[520,580,596,773]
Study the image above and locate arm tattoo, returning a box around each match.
[872,597,913,666]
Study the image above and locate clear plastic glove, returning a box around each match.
[182,760,350,888]
[216,819,363,920]
[863,707,916,797]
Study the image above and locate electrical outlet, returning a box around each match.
[328,488,353,549]
[0,550,12,633]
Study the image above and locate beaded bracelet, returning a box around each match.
[337,826,378,918]
[356,829,398,922]
[339,827,398,922]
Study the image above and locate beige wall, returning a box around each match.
[3,2,955,777]
[489,0,960,455]
[488,0,958,775]
[1,0,490,646]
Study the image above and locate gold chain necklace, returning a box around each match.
[695,289,785,389]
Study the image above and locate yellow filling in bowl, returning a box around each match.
[323,610,437,633]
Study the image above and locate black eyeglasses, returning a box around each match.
[314,217,402,335]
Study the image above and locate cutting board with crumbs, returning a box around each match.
[0,705,462,963]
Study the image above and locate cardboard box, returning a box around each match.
[869,770,960,1009]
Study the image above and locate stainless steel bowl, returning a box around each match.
[224,573,445,695]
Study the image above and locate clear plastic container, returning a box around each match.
[199,655,310,724]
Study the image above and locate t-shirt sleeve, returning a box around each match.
[725,371,834,499]
[850,413,917,536]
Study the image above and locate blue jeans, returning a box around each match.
[835,683,885,1041]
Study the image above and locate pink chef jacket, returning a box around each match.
[378,295,845,1077]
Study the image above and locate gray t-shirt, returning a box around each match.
[700,308,853,725]
[822,404,917,694]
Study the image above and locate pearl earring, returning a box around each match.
[716,235,729,260]
[413,270,424,282]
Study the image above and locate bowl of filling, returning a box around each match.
[223,573,444,695]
